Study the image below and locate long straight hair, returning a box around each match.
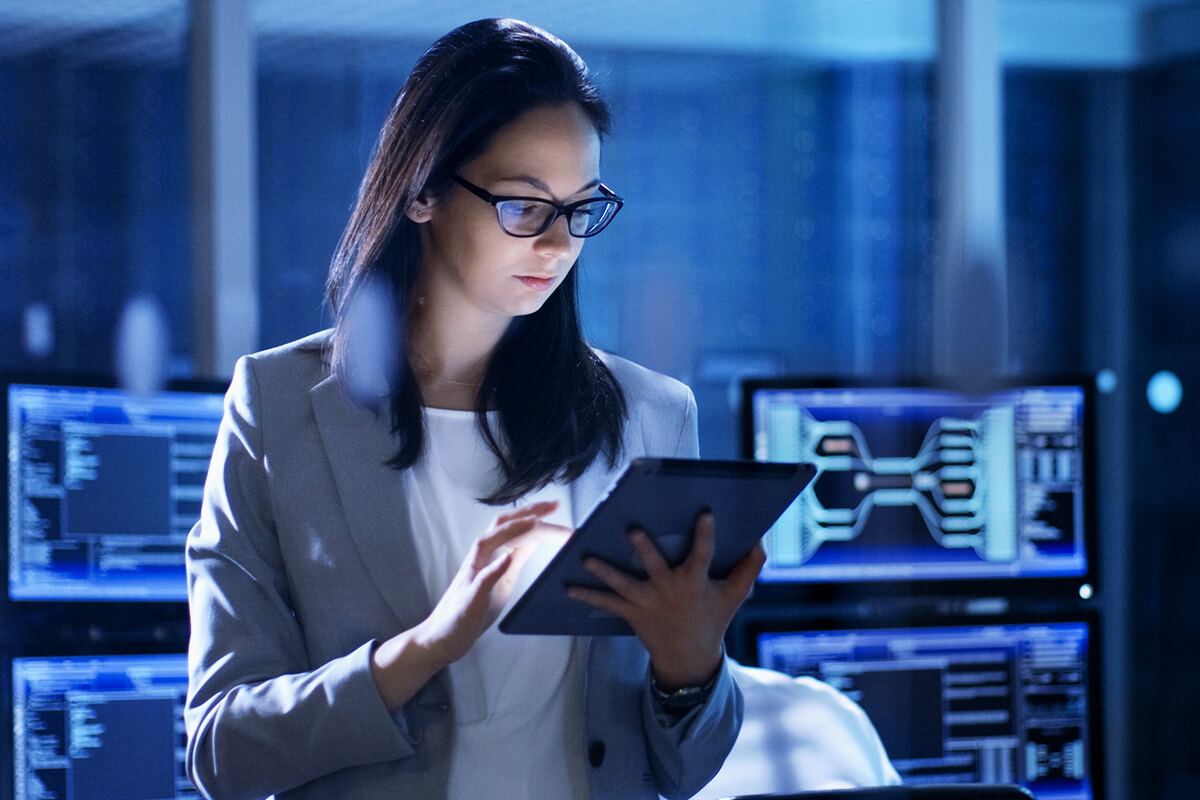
[325,18,626,505]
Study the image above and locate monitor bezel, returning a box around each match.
[738,374,1099,605]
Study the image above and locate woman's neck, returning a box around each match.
[410,356,485,411]
[407,294,508,411]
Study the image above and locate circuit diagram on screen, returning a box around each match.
[751,386,1088,581]
[791,405,1016,564]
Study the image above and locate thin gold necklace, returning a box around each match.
[412,364,482,388]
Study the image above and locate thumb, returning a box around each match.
[471,549,514,601]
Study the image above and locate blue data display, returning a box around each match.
[7,383,224,601]
[758,621,1096,800]
[12,653,197,800]
[747,384,1089,583]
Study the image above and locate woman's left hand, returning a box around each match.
[567,511,765,689]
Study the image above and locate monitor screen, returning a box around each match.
[7,381,225,601]
[756,618,1099,800]
[11,652,196,800]
[742,381,1091,586]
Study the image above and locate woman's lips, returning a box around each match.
[517,275,556,291]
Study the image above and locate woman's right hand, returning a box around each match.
[417,500,568,663]
[370,500,569,711]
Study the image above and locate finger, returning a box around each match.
[525,520,573,544]
[475,518,574,572]
[475,548,514,589]
[683,512,717,575]
[473,517,536,565]
[721,541,766,601]
[494,519,574,554]
[566,585,629,617]
[581,556,643,598]
[628,528,671,579]
[493,500,559,527]
[466,549,514,610]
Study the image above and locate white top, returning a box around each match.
[690,663,901,799]
[402,407,588,799]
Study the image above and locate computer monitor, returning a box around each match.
[741,379,1094,595]
[6,378,226,601]
[755,616,1100,800]
[11,652,196,800]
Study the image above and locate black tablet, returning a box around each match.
[499,458,817,636]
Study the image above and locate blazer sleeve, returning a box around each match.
[184,356,415,800]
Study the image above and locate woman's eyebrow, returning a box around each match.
[496,174,602,196]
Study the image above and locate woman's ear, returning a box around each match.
[405,193,435,224]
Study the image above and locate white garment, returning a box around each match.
[403,407,588,799]
[688,662,901,799]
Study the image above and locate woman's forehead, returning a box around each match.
[470,104,602,190]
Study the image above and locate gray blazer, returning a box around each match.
[185,331,742,800]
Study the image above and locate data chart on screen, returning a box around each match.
[7,381,224,601]
[757,620,1097,800]
[12,653,197,800]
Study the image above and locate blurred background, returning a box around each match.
[1,1,1197,798]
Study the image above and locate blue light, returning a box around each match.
[1147,370,1183,414]
[1095,369,1118,395]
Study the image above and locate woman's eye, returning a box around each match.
[506,202,543,217]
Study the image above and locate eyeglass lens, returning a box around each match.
[496,198,619,237]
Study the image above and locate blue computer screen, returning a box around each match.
[7,382,225,601]
[757,620,1096,800]
[11,653,196,800]
[745,383,1089,584]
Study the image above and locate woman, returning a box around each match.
[185,18,764,800]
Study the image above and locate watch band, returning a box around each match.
[650,670,718,716]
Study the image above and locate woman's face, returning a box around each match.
[411,102,602,325]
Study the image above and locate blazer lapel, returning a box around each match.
[309,376,434,628]
[568,459,620,529]
[568,417,653,528]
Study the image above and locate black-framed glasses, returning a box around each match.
[453,175,624,238]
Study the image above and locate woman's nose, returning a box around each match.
[533,214,575,258]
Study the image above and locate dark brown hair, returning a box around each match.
[326,18,625,504]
